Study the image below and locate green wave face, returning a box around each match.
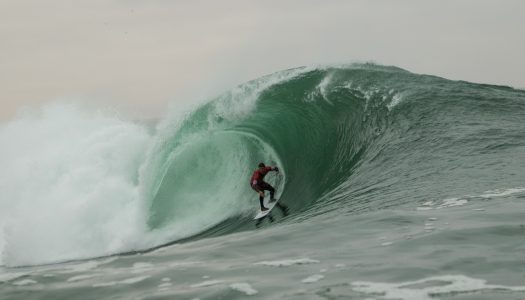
[144,63,525,237]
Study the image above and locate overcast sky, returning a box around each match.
[1,0,524,121]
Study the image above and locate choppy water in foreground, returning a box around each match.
[1,64,525,299]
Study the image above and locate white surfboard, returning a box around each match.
[254,198,280,220]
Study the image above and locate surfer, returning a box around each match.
[250,162,279,211]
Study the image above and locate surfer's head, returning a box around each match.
[258,162,265,169]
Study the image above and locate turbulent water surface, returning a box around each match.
[1,64,525,299]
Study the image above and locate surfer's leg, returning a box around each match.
[257,188,268,211]
[253,185,268,210]
[259,195,268,211]
[269,185,276,200]
[260,182,276,201]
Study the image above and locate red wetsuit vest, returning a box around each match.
[250,166,273,186]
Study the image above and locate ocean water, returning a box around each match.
[1,64,525,299]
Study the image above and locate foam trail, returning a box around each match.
[352,275,525,300]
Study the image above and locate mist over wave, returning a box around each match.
[0,104,153,266]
